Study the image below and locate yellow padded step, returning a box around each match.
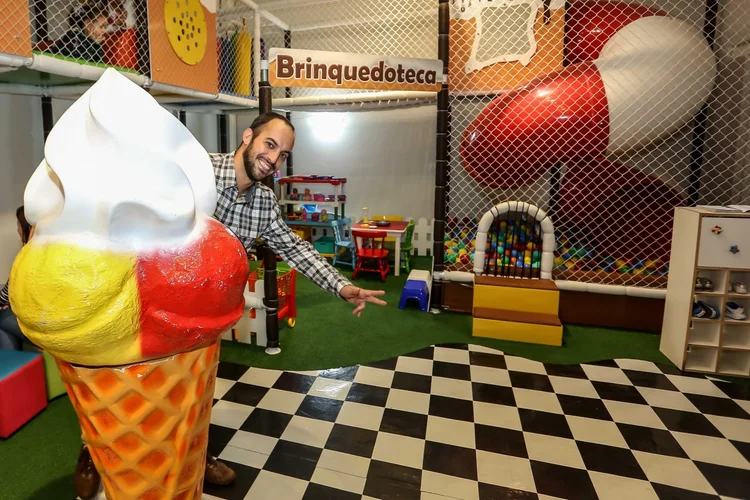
[472,308,562,346]
[473,284,559,315]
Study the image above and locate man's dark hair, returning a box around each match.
[249,112,295,136]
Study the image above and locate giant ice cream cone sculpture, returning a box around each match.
[9,68,248,499]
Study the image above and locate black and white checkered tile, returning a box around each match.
[203,344,750,500]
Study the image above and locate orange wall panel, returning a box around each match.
[148,0,218,94]
[0,0,32,57]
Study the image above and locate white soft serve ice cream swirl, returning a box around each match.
[24,69,218,252]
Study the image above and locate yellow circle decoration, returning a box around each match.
[164,0,208,65]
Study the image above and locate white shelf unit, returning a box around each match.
[660,208,750,378]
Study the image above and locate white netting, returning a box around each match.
[217,1,257,98]
[446,0,750,288]
[259,0,438,100]
[28,0,148,74]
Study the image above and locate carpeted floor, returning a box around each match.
[0,257,686,499]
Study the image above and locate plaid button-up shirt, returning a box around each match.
[210,152,352,298]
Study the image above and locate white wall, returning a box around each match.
[237,105,437,222]
[0,94,44,282]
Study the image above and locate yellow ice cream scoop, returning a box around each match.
[10,241,142,366]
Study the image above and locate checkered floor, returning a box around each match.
[203,344,750,500]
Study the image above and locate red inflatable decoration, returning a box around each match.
[558,158,685,261]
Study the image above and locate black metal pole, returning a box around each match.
[218,113,229,153]
[284,30,294,215]
[41,96,53,141]
[284,30,292,100]
[178,110,187,125]
[432,0,449,309]
[687,0,718,206]
[259,64,280,351]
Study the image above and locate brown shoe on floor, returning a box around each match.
[74,444,101,500]
[205,455,236,485]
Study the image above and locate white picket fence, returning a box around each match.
[411,217,435,257]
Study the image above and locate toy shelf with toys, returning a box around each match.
[278,175,347,220]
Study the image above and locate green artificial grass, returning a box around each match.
[0,396,81,500]
[220,256,672,370]
[6,255,742,499]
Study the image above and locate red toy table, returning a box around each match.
[354,220,410,276]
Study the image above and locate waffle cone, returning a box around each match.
[56,341,221,500]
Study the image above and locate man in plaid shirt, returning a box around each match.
[205,112,387,485]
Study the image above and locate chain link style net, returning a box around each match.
[446,0,749,288]
[258,0,438,100]
[27,0,149,75]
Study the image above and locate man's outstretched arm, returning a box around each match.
[259,191,386,314]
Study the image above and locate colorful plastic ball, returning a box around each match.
[460,254,470,264]
[488,258,496,267]
[533,250,541,260]
[532,261,541,268]
[554,256,564,267]
[447,253,457,263]
[458,248,468,256]
[565,260,576,269]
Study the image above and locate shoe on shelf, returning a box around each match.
[726,302,747,320]
[693,300,719,319]
[695,277,713,292]
[733,282,747,294]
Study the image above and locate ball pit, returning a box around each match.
[444,216,543,271]
[444,216,670,276]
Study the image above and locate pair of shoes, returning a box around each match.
[693,300,719,319]
[726,302,747,320]
[205,455,236,486]
[74,444,101,500]
[695,277,714,291]
[729,281,748,294]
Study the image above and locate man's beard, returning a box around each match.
[242,146,274,182]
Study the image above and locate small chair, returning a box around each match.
[400,219,416,274]
[332,218,356,270]
[352,230,390,281]
[399,270,431,312]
